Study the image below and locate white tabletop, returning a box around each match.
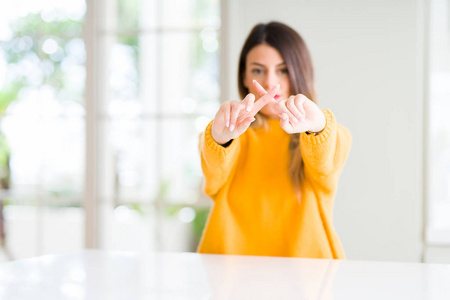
[0,250,449,299]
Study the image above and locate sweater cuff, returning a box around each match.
[202,120,239,161]
[301,109,335,145]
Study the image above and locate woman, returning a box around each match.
[198,21,352,259]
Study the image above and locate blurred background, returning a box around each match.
[0,0,449,264]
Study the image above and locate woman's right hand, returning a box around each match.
[211,84,280,145]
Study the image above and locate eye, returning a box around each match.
[251,68,263,75]
[279,68,289,74]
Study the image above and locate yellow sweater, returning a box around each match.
[198,110,351,259]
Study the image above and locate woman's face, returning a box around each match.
[243,44,291,119]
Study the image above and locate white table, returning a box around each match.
[0,250,449,299]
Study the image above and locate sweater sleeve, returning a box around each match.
[198,120,241,198]
[300,110,352,189]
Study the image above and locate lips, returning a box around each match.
[274,95,280,100]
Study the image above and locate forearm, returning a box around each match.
[300,110,352,177]
[199,120,241,196]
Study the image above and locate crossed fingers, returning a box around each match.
[224,83,280,131]
[252,80,306,124]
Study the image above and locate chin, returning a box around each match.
[260,110,278,119]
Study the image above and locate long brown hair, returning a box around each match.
[237,22,317,194]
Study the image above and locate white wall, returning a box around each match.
[223,0,424,262]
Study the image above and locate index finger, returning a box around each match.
[243,93,255,112]
[252,80,279,98]
[251,85,280,115]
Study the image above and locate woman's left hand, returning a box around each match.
[253,80,326,134]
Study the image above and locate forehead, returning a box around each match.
[246,44,284,65]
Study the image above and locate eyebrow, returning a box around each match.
[250,62,286,67]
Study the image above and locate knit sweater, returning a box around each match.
[198,109,352,258]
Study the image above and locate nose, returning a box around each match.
[263,70,278,91]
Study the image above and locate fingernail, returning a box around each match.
[292,117,298,123]
[251,118,256,122]
[281,113,288,120]
[230,124,235,132]
[246,106,251,112]
[226,121,229,127]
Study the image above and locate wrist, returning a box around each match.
[307,111,326,134]
[219,139,233,147]
[211,131,231,146]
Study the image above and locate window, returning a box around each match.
[86,0,220,251]
[0,0,221,261]
[0,1,86,260]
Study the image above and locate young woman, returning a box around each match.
[198,21,352,259]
